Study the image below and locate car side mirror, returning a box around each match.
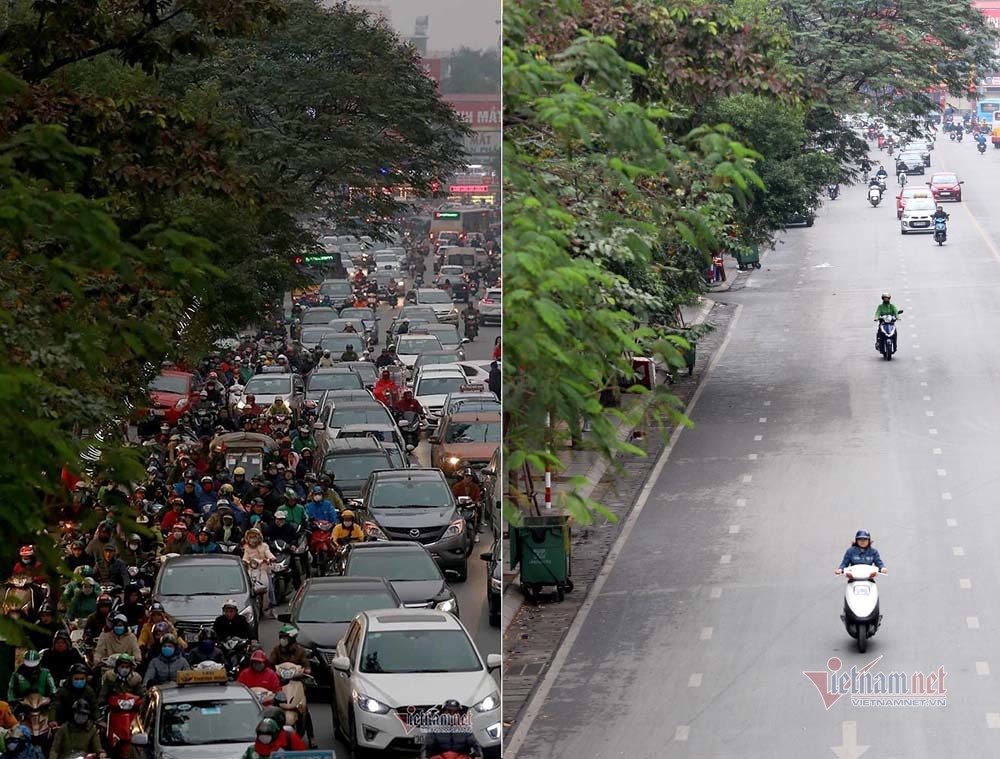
[897,309,904,314]
[313,422,326,431]
[486,654,502,673]
[480,551,493,561]
[131,733,149,746]
[278,612,291,622]
[332,655,351,673]
[405,444,416,452]
[959,180,965,184]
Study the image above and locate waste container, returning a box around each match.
[510,514,574,602]
[733,244,762,270]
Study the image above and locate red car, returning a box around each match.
[895,186,934,219]
[147,370,199,424]
[927,172,964,202]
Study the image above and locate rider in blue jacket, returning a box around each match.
[835,530,887,574]
[305,486,338,523]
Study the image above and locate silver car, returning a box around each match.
[478,288,501,326]
[900,197,936,234]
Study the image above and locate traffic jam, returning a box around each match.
[0,201,502,758]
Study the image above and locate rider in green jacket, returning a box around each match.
[875,293,899,351]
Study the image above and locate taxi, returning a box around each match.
[895,186,933,219]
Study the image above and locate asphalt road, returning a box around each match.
[506,133,1000,758]
[266,264,501,755]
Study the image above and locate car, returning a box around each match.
[481,536,501,627]
[895,151,924,175]
[319,437,397,498]
[374,249,404,266]
[407,288,460,323]
[381,441,410,470]
[436,230,460,246]
[900,197,937,234]
[387,306,440,343]
[318,400,396,439]
[131,674,262,758]
[306,367,364,398]
[478,288,501,326]
[895,186,934,219]
[414,323,467,356]
[330,609,500,756]
[903,140,932,164]
[443,389,500,417]
[413,367,472,428]
[298,326,341,351]
[430,412,501,478]
[300,306,340,326]
[359,468,471,580]
[326,317,367,335]
[240,372,303,412]
[338,423,412,455]
[481,447,502,534]
[316,389,376,416]
[336,360,377,389]
[318,279,354,308]
[927,172,963,202]
[339,306,379,343]
[319,333,370,360]
[341,542,459,615]
[147,370,199,424]
[783,212,814,228]
[394,333,446,369]
[153,554,259,644]
[280,576,404,688]
[412,350,468,374]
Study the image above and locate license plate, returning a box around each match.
[153,409,165,416]
[939,191,951,196]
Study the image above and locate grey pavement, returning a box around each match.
[505,135,1000,758]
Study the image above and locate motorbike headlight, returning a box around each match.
[474,691,499,713]
[435,598,457,614]
[355,691,391,714]
[444,518,466,538]
[364,521,388,541]
[486,722,502,739]
[240,604,255,623]
[446,456,462,466]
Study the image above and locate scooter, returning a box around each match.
[275,662,315,742]
[463,311,479,340]
[220,636,251,679]
[14,693,52,747]
[934,217,947,245]
[841,563,885,653]
[244,557,271,617]
[978,141,987,154]
[289,528,311,589]
[867,186,882,207]
[875,310,903,361]
[398,410,422,450]
[308,521,336,577]
[827,183,839,200]
[104,691,142,758]
[269,540,293,603]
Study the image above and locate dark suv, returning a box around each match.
[319,438,396,499]
[357,469,472,581]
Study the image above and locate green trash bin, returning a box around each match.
[733,244,761,270]
[510,514,574,602]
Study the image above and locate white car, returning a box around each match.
[900,197,936,234]
[331,609,501,755]
[394,333,445,369]
[422,361,491,386]
[478,288,501,326]
[412,367,470,427]
[239,372,303,411]
[411,288,460,323]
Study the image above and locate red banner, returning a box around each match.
[442,95,501,129]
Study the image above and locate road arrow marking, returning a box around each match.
[831,721,869,759]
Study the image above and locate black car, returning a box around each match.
[783,212,815,228]
[340,541,459,617]
[481,535,501,628]
[358,469,473,581]
[279,576,402,688]
[318,438,395,499]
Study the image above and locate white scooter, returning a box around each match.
[868,185,882,207]
[840,564,885,652]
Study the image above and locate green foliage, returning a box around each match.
[442,47,501,94]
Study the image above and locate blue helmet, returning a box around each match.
[855,530,871,540]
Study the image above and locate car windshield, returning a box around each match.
[422,326,460,345]
[297,591,398,623]
[347,551,442,581]
[417,290,453,304]
[440,266,464,277]
[399,307,437,321]
[320,283,352,297]
[341,308,375,320]
[302,310,337,324]
[159,563,246,596]
[160,700,259,746]
[244,377,292,395]
[370,479,451,508]
[934,175,957,184]
[444,421,501,443]
[345,363,377,384]
[448,400,501,414]
[149,375,188,394]
[903,189,930,198]
[309,372,363,391]
[330,407,390,429]
[321,453,390,479]
[398,337,444,355]
[360,629,480,674]
[415,354,460,369]
[416,376,467,396]
[320,336,362,352]
[485,291,501,302]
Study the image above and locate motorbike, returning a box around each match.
[956,130,963,142]
[456,496,480,553]
[104,691,142,758]
[308,521,336,577]
[270,414,291,440]
[427,754,474,759]
[244,557,271,616]
[841,564,885,653]
[2,575,48,617]
[867,186,882,207]
[398,410,422,450]
[290,528,311,589]
[15,693,52,746]
[269,540,293,603]
[220,636,251,679]
[949,130,957,141]
[934,217,947,246]
[978,141,987,154]
[275,662,315,740]
[463,312,479,340]
[826,183,839,200]
[875,310,903,361]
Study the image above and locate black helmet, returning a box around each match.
[72,698,92,716]
[54,630,72,643]
[442,699,463,712]
[69,663,90,677]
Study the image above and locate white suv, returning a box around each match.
[478,288,501,326]
[331,609,501,755]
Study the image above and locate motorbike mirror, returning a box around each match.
[277,612,291,623]
[397,420,410,428]
[131,733,149,746]
[332,655,351,673]
[897,309,904,314]
[959,180,965,184]
[480,551,493,562]
[405,444,416,452]
[460,338,471,345]
[456,496,473,505]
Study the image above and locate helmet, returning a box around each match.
[442,699,463,712]
[881,293,891,301]
[161,634,178,646]
[97,593,113,606]
[220,484,234,495]
[199,627,217,641]
[113,613,128,625]
[116,653,135,667]
[154,621,170,634]
[72,698,93,717]
[200,475,213,484]
[19,545,34,560]
[234,467,246,476]
[128,533,141,543]
[208,371,218,380]
[462,468,473,477]
[275,510,288,521]
[72,540,85,550]
[54,630,71,643]
[149,601,165,614]
[278,624,298,639]
[23,650,41,668]
[855,529,871,540]
[38,602,54,615]
[311,485,324,495]
[250,649,269,663]
[341,510,355,521]
[256,717,281,737]
[69,663,89,677]
[223,599,238,611]
[284,488,297,500]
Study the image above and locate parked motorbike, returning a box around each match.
[104,691,142,758]
[875,310,903,361]
[934,217,947,246]
[841,564,885,653]
[867,186,882,207]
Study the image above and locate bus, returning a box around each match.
[976,98,1000,124]
[429,207,497,242]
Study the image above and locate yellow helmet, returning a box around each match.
[341,510,355,520]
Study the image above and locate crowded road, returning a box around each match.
[506,133,1000,757]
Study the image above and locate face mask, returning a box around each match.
[116,667,131,679]
[161,647,175,658]
[343,521,353,529]
[114,626,126,636]
[313,495,322,502]
[252,662,265,673]
[257,735,273,745]
[279,637,289,648]
[71,679,86,690]
[199,640,214,653]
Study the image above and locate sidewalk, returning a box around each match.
[501,283,747,743]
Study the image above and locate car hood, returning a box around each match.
[158,742,254,758]
[158,594,239,621]
[150,391,184,407]
[439,442,498,460]
[421,302,454,314]
[371,506,455,527]
[388,579,450,606]
[297,621,351,649]
[357,669,496,708]
[415,393,450,408]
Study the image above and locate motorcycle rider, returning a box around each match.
[118,585,146,628]
[213,599,253,642]
[97,653,144,706]
[94,544,128,590]
[50,663,97,725]
[119,534,148,569]
[317,349,335,368]
[291,424,316,453]
[874,292,899,352]
[48,700,105,759]
[164,524,192,555]
[340,343,360,362]
[66,578,99,623]
[396,389,424,416]
[82,594,114,642]
[236,650,281,693]
[190,528,219,555]
[7,650,56,702]
[374,346,395,369]
[331,510,364,547]
[93,614,142,665]
[933,204,950,222]
[210,505,244,545]
[462,302,479,340]
[188,628,226,667]
[240,716,307,758]
[420,699,483,758]
[142,635,191,687]
[137,604,185,658]
[488,361,501,397]
[373,370,400,408]
[306,486,338,524]
[28,604,64,653]
[243,528,278,618]
[231,466,254,502]
[11,545,46,585]
[875,164,888,182]
[41,632,85,688]
[64,541,92,573]
[268,625,310,675]
[265,397,291,418]
[835,530,887,575]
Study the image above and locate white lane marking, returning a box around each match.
[748,454,758,460]
[729,525,740,534]
[742,474,752,483]
[763,400,771,406]
[968,617,981,630]
[720,554,732,564]
[736,498,747,507]
[709,587,722,599]
[920,381,928,386]
[987,714,1000,729]
[759,417,767,423]
[675,725,690,741]
[961,578,973,589]
[959,200,1000,265]
[700,627,713,640]
[754,435,763,441]
[929,428,938,435]
[942,492,952,500]
[923,395,931,401]
[947,518,957,527]
[938,469,947,477]
[933,448,942,454]
[832,721,870,759]
[926,411,934,417]
[689,673,703,687]
[953,546,965,556]
[977,661,991,675]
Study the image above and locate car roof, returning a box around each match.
[302,575,394,591]
[322,438,389,454]
[445,391,498,402]
[370,467,444,482]
[156,682,257,704]
[340,423,398,433]
[311,366,359,374]
[363,609,461,631]
[417,367,466,379]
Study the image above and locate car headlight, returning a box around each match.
[364,521,388,541]
[474,691,499,713]
[443,518,466,538]
[446,456,462,466]
[240,604,255,623]
[435,598,457,614]
[486,722,502,739]
[355,692,391,714]
[175,398,188,410]
[451,307,459,314]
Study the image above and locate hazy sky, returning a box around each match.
[377,0,500,52]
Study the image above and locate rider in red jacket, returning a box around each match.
[236,650,281,693]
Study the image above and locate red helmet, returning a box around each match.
[19,545,34,560]
[250,649,268,663]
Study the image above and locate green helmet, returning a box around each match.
[256,717,281,737]
[23,650,41,667]
[116,653,135,667]
[79,566,95,578]
[278,624,298,639]
[284,488,297,501]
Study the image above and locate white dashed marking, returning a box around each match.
[977,661,991,676]
[700,627,713,640]
[938,469,947,477]
[754,435,763,442]
[929,428,938,435]
[759,418,767,423]
[742,475,752,484]
[987,714,1000,729]
[736,498,746,508]
[968,617,981,630]
[748,454,758,461]
[961,578,973,589]
[720,554,732,565]
[709,587,722,599]
[763,401,771,406]
[926,411,934,417]
[946,518,957,527]
[954,546,965,556]
[689,674,703,688]
[923,396,931,401]
[729,525,740,534]
[942,492,952,500]
[933,448,942,455]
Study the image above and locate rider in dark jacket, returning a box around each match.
[835,530,887,574]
